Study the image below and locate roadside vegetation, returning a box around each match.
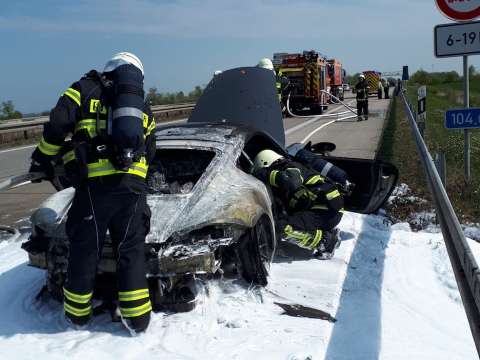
[146,85,203,106]
[1,85,204,121]
[378,69,480,222]
[0,101,22,121]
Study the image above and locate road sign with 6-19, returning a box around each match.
[445,108,480,129]
[435,20,480,57]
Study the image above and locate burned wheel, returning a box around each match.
[236,216,275,286]
[45,237,69,301]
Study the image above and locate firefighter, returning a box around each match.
[28,52,156,334]
[252,149,343,259]
[257,58,289,106]
[396,79,402,96]
[377,79,383,99]
[355,74,369,121]
[383,78,390,99]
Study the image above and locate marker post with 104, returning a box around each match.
[445,108,480,129]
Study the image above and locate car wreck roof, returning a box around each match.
[155,123,285,154]
[155,123,242,144]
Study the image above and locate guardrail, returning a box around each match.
[0,102,195,145]
[400,90,480,355]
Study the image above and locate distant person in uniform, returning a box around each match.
[377,79,383,99]
[395,79,401,96]
[355,74,369,121]
[383,79,390,99]
[257,58,289,112]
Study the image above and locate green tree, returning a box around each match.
[410,69,430,85]
[469,65,476,78]
[188,86,203,99]
[444,71,460,83]
[146,85,203,106]
[0,100,22,120]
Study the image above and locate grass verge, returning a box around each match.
[378,85,480,222]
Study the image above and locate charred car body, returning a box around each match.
[22,67,398,313]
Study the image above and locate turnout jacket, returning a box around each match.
[254,158,344,214]
[355,80,370,101]
[32,70,156,193]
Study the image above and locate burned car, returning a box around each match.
[22,67,398,314]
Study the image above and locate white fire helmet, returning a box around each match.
[257,58,274,71]
[253,149,284,171]
[104,52,144,75]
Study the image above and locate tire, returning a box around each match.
[46,237,69,301]
[236,216,275,286]
[310,105,323,115]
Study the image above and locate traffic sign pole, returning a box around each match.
[463,55,471,181]
[434,0,479,181]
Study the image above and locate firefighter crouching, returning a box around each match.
[28,52,156,334]
[355,74,369,121]
[252,149,343,259]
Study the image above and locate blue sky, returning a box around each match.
[0,0,478,113]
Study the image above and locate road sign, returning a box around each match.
[445,108,480,129]
[417,86,426,121]
[435,21,480,57]
[435,0,480,21]
[402,66,409,81]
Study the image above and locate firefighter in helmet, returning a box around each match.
[252,149,343,259]
[28,52,156,334]
[257,58,289,107]
[355,74,369,121]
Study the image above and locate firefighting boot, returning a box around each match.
[283,225,324,253]
[313,229,341,260]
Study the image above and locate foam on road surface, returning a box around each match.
[0,211,476,359]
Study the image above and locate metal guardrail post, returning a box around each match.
[401,91,480,355]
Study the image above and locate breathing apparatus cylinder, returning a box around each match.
[295,148,348,187]
[109,64,145,169]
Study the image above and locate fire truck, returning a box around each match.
[273,50,329,114]
[363,70,382,96]
[327,59,344,102]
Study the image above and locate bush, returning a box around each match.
[0,100,22,120]
[147,86,203,106]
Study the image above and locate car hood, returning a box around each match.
[188,66,285,148]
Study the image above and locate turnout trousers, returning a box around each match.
[63,185,152,332]
[357,100,369,120]
[276,209,343,251]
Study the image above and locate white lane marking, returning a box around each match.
[0,144,36,154]
[300,120,336,143]
[300,105,356,144]
[286,101,354,136]
[285,104,343,136]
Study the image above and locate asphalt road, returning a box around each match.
[0,94,390,227]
